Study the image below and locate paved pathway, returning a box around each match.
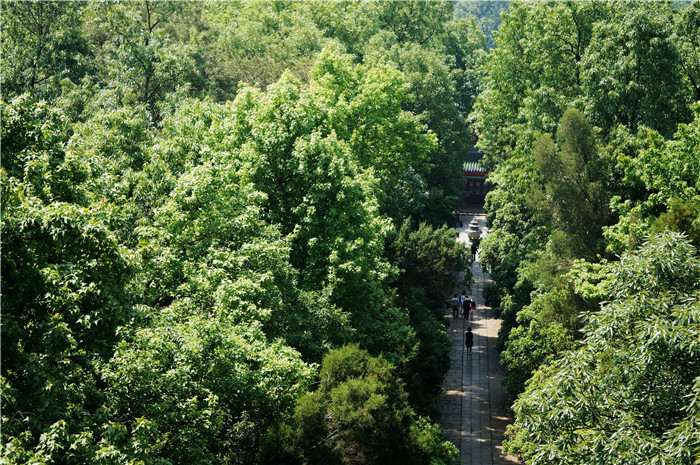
[437,213,520,465]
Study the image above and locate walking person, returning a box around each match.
[460,291,467,319]
[451,294,460,320]
[465,327,474,355]
[470,298,477,320]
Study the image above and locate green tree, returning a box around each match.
[85,1,199,120]
[530,108,611,259]
[202,1,324,96]
[103,311,314,465]
[304,0,486,225]
[231,73,394,329]
[581,1,691,138]
[676,1,700,102]
[1,96,138,463]
[604,104,700,254]
[387,220,468,412]
[453,1,509,49]
[472,3,699,404]
[389,221,468,301]
[1,1,92,99]
[273,345,458,465]
[505,233,700,464]
[214,50,441,360]
[137,125,352,360]
[470,1,607,168]
[371,1,452,47]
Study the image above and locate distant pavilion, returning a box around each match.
[461,147,489,210]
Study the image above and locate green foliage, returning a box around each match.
[471,1,695,169]
[480,171,544,288]
[387,220,467,413]
[453,1,508,49]
[605,104,700,254]
[308,1,486,225]
[103,311,314,465]
[676,1,700,101]
[461,4,700,463]
[1,97,144,464]
[0,3,493,464]
[389,220,468,300]
[0,413,171,465]
[85,1,199,120]
[1,1,93,100]
[529,108,612,259]
[274,345,458,465]
[473,1,699,409]
[500,290,579,396]
[202,1,323,96]
[222,71,396,354]
[581,2,690,138]
[470,1,601,167]
[137,96,353,362]
[505,233,700,464]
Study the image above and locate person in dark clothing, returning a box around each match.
[465,327,474,354]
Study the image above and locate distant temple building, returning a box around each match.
[461,147,489,208]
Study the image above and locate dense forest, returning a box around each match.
[2,1,700,464]
[2,1,483,464]
[472,1,700,463]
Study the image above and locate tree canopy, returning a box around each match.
[4,0,700,463]
[467,1,700,461]
[1,2,477,464]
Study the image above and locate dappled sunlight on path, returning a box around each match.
[437,214,520,465]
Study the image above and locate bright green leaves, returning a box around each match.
[103,313,314,465]
[505,234,700,464]
[225,52,433,327]
[230,78,392,324]
[1,99,137,459]
[1,415,170,465]
[2,6,475,464]
[1,95,81,203]
[372,1,452,47]
[499,290,579,396]
[135,111,350,360]
[605,105,700,254]
[137,158,287,324]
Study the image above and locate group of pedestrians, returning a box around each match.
[452,291,476,355]
[451,290,476,321]
[453,213,481,357]
[451,291,476,356]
